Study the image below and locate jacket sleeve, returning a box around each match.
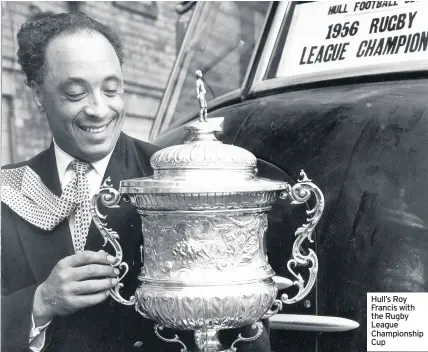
[1,200,36,351]
[1,281,37,351]
[1,202,56,352]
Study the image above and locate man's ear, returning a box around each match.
[30,81,45,112]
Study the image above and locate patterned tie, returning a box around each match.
[1,160,92,253]
[69,160,92,252]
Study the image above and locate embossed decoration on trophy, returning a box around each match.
[91,70,325,352]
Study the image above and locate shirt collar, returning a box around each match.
[53,139,113,181]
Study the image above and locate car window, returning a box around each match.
[254,1,428,91]
[156,2,270,131]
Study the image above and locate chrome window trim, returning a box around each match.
[240,1,277,99]
[150,2,207,141]
[251,1,291,85]
[250,60,428,94]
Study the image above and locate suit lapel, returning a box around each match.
[31,142,63,197]
[84,134,146,252]
[15,143,74,283]
[84,139,128,251]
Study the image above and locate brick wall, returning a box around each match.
[1,1,180,164]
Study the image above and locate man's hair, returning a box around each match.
[17,12,125,87]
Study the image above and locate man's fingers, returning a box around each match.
[71,278,118,295]
[72,264,119,281]
[61,250,116,267]
[72,290,111,308]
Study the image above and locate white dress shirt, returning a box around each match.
[29,140,113,351]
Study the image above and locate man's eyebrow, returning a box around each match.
[103,75,122,83]
[59,75,122,87]
[60,77,87,87]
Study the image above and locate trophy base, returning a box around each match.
[194,329,224,352]
[154,322,264,352]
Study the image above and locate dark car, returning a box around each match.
[149,2,428,351]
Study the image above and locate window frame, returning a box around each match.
[248,1,428,96]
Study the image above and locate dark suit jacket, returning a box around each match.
[1,133,271,352]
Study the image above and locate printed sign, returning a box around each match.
[276,1,428,78]
[367,293,428,351]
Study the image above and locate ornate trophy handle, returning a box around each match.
[277,169,324,305]
[154,325,189,352]
[91,177,136,306]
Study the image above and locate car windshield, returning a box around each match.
[157,2,270,130]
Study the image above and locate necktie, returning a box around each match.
[1,160,92,253]
[68,160,92,253]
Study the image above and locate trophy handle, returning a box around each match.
[91,177,136,306]
[277,170,325,305]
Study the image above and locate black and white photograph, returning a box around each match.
[1,1,427,352]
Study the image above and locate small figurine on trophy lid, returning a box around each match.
[196,70,208,122]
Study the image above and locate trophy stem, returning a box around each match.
[194,329,224,352]
[194,322,264,352]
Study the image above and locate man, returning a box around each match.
[1,12,270,352]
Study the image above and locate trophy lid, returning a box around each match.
[120,72,286,195]
[150,117,256,171]
[120,116,287,194]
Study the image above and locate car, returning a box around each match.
[149,2,428,351]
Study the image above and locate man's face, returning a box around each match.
[33,30,125,162]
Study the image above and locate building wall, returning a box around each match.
[1,1,181,165]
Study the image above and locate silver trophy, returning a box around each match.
[92,71,325,352]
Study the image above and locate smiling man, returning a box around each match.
[0,12,160,352]
[1,12,270,352]
[31,24,125,163]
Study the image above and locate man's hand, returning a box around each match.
[32,250,119,326]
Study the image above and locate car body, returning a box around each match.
[150,2,428,351]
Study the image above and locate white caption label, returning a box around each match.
[367,293,428,351]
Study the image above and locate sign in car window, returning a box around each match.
[275,1,427,79]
